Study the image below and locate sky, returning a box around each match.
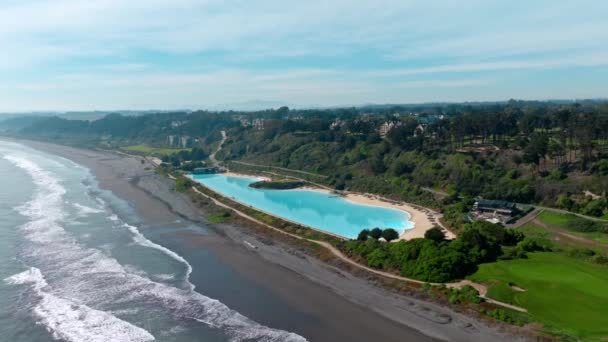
[1,0,607,111]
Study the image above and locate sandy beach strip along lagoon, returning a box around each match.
[300,186,457,240]
[16,140,524,342]
[345,193,456,240]
[218,171,455,240]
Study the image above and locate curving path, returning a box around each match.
[231,160,329,179]
[189,183,527,313]
[209,130,227,167]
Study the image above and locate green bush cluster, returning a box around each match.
[356,228,399,242]
[345,221,524,282]
[173,177,193,192]
[444,285,481,304]
[566,217,608,233]
[482,308,530,326]
[249,180,305,189]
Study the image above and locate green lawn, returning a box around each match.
[601,213,608,220]
[122,144,191,156]
[518,223,552,239]
[537,211,578,228]
[469,252,608,340]
[537,211,608,245]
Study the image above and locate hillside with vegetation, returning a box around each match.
[3,101,608,339]
[2,101,608,218]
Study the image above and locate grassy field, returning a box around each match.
[469,252,608,340]
[537,211,608,245]
[518,223,552,240]
[122,144,191,156]
[537,211,578,228]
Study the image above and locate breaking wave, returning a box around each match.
[3,152,307,342]
[5,267,156,342]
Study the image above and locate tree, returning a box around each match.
[522,133,548,167]
[369,227,382,240]
[424,226,446,243]
[382,228,399,242]
[357,229,370,241]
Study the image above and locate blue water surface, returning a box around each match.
[190,174,413,239]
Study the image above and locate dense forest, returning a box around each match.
[2,100,608,219]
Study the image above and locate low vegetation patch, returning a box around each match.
[173,177,193,192]
[123,144,191,156]
[481,308,531,326]
[207,209,232,223]
[249,180,305,190]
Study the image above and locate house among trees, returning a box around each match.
[233,115,252,127]
[472,199,519,224]
[166,135,194,148]
[414,124,426,137]
[378,121,403,138]
[330,118,346,130]
[170,120,186,128]
[252,118,265,130]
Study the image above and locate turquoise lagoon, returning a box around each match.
[190,174,413,239]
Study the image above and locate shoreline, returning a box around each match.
[13,139,524,342]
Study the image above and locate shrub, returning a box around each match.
[517,238,552,252]
[357,229,370,241]
[484,309,530,326]
[174,177,193,192]
[367,248,388,268]
[566,218,607,233]
[591,254,608,265]
[369,227,383,240]
[382,228,399,242]
[424,226,446,242]
[447,285,481,304]
[581,200,607,217]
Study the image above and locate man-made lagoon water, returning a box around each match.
[190,174,413,239]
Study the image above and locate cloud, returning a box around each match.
[0,0,606,110]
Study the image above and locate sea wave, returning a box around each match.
[5,267,156,342]
[123,221,195,291]
[73,202,104,216]
[4,151,307,342]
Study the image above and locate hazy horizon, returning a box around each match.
[1,1,607,111]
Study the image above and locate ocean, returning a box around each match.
[0,140,306,342]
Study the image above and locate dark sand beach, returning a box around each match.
[21,140,526,342]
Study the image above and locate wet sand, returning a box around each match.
[19,140,526,342]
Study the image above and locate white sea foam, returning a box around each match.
[5,152,308,342]
[6,268,155,342]
[73,203,104,216]
[5,266,48,289]
[153,273,176,281]
[123,222,195,291]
